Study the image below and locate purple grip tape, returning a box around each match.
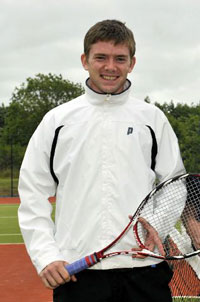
[65,254,99,276]
[65,257,89,275]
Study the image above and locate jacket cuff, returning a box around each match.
[34,253,66,274]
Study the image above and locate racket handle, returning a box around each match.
[65,253,99,276]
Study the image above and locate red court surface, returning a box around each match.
[0,197,54,301]
[0,197,20,204]
[0,197,55,204]
[0,244,52,302]
[1,197,199,300]
[1,244,199,301]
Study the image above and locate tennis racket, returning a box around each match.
[65,173,200,276]
[168,255,200,300]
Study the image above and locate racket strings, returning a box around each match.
[168,257,200,299]
[137,175,200,259]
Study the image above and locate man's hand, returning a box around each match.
[185,217,200,250]
[39,261,77,289]
[132,217,165,259]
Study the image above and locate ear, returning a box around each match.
[128,56,136,73]
[81,54,89,71]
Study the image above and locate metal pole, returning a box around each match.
[10,138,14,197]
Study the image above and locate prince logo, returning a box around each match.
[127,127,133,135]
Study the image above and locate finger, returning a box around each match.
[154,238,165,256]
[147,231,165,256]
[49,261,71,283]
[132,252,148,259]
[71,275,77,282]
[63,262,77,282]
[138,217,151,229]
[60,262,71,282]
[40,274,58,290]
[41,269,64,288]
[132,254,148,259]
[131,247,148,259]
[138,217,165,256]
[40,261,71,289]
[145,241,154,252]
[52,270,68,285]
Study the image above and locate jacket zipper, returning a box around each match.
[105,94,111,102]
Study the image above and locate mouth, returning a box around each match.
[101,75,119,81]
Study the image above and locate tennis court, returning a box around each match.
[0,198,52,302]
[0,197,199,301]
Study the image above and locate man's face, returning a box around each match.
[81,41,136,94]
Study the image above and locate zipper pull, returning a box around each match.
[105,94,111,102]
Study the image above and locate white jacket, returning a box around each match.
[18,80,185,273]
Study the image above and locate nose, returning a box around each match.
[104,58,116,72]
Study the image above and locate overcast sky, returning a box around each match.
[1,0,200,106]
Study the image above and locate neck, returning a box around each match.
[86,78,131,95]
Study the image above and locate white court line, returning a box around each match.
[173,296,199,299]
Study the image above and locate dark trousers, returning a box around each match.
[53,261,173,302]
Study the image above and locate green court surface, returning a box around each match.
[0,204,23,243]
[0,203,55,244]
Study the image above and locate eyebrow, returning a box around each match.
[93,53,128,58]
[93,53,106,56]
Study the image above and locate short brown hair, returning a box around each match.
[84,19,136,58]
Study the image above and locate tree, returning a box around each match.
[0,103,7,129]
[177,114,200,173]
[0,74,84,177]
[154,101,200,172]
[2,73,84,146]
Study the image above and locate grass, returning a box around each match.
[0,203,55,244]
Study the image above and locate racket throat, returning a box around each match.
[84,252,100,268]
[95,251,103,260]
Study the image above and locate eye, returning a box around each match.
[95,55,106,61]
[116,56,127,63]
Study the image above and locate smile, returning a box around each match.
[101,75,119,80]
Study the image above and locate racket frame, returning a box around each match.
[65,173,200,275]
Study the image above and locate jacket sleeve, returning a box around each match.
[141,109,186,242]
[154,110,185,182]
[18,113,65,274]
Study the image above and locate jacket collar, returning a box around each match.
[85,78,132,105]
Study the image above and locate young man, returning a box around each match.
[18,20,185,301]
